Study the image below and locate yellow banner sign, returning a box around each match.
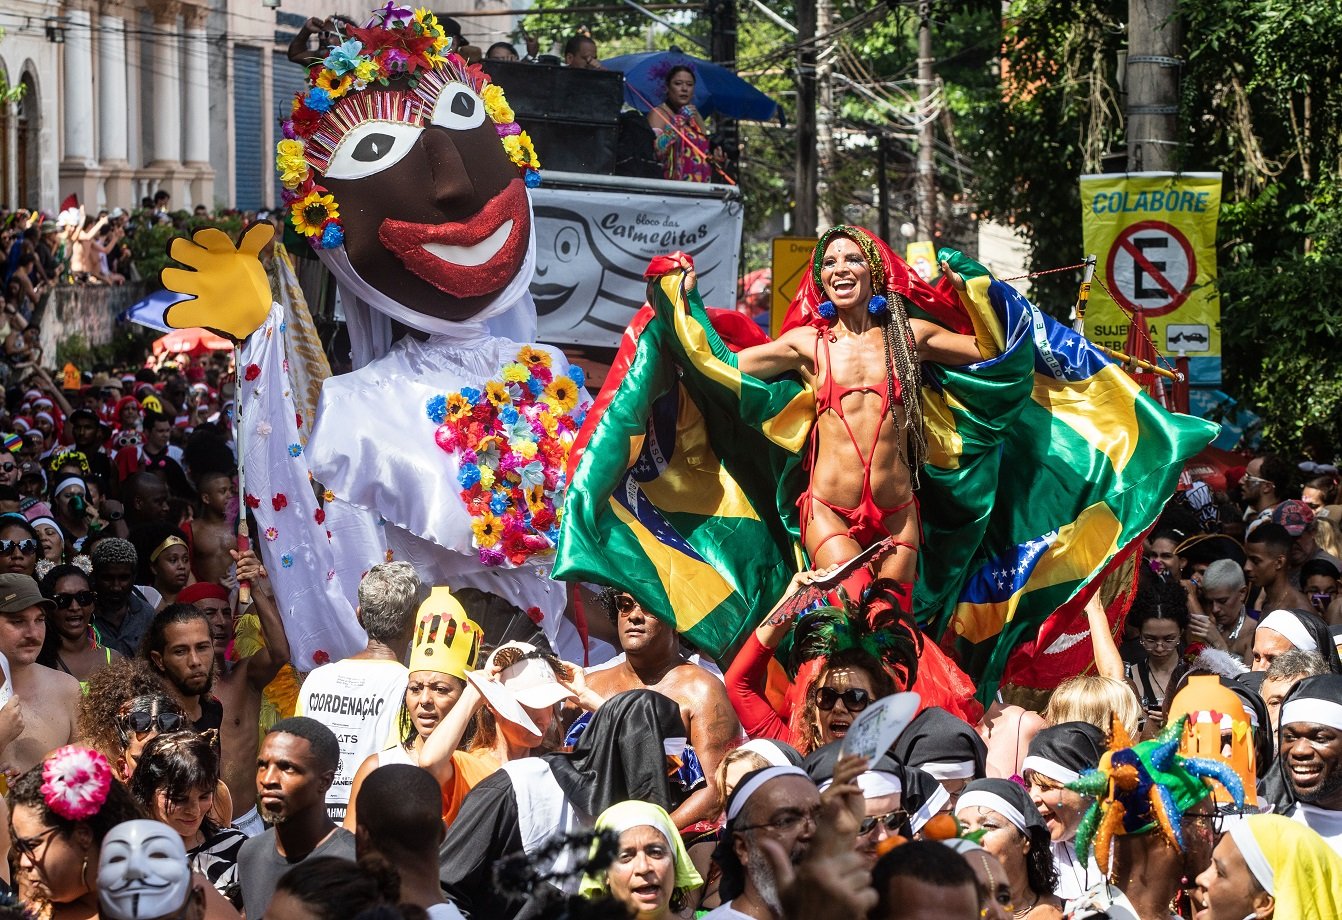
[770,237,818,338]
[1080,172,1222,357]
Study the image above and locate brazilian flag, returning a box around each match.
[555,252,1216,701]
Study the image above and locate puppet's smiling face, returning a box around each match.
[318,78,531,322]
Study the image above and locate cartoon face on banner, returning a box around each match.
[278,6,541,323]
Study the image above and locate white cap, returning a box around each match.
[469,641,575,734]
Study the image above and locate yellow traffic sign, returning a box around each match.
[770,237,818,338]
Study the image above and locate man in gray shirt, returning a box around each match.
[237,717,356,917]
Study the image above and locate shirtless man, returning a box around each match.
[187,469,237,585]
[1245,523,1310,612]
[211,550,289,834]
[670,230,981,592]
[0,574,80,773]
[577,588,740,829]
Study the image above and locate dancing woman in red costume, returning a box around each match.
[678,226,983,597]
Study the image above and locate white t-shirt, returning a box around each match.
[296,658,409,820]
[1290,802,1342,856]
[701,902,754,920]
[426,903,466,920]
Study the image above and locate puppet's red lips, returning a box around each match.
[378,178,530,299]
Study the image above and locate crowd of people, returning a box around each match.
[0,315,1330,920]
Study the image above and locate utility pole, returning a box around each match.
[814,0,837,228]
[793,0,818,235]
[914,1,936,240]
[876,133,890,242]
[707,0,739,180]
[1126,0,1182,170]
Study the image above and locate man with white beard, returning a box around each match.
[703,766,821,920]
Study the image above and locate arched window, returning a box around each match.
[15,70,38,209]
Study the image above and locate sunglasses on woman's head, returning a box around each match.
[816,686,873,712]
[52,590,96,609]
[0,539,37,555]
[121,710,185,734]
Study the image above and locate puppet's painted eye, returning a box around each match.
[431,84,487,131]
[325,122,421,180]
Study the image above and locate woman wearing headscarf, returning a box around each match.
[439,689,686,920]
[1022,721,1106,900]
[1194,813,1342,919]
[954,778,1062,918]
[891,706,988,806]
[580,801,703,920]
[805,743,948,865]
[1252,607,1342,673]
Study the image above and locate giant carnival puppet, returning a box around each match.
[555,227,1218,731]
[155,7,587,666]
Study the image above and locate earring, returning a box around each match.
[868,293,888,315]
[817,300,836,320]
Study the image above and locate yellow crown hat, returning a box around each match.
[409,587,483,680]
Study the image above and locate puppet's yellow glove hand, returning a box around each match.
[160,223,274,339]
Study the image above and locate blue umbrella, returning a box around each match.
[602,49,780,122]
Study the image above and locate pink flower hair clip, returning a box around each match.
[40,746,113,821]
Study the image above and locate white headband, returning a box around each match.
[726,766,809,823]
[735,739,796,768]
[910,783,950,834]
[1228,821,1274,895]
[817,770,903,798]
[1280,697,1342,731]
[920,759,977,781]
[1021,755,1079,786]
[955,790,1030,834]
[1257,609,1318,652]
[54,476,85,497]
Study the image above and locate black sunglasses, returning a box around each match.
[121,710,185,734]
[816,687,873,712]
[0,463,13,473]
[0,539,37,556]
[52,590,96,609]
[858,809,909,836]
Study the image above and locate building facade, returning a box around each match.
[0,0,521,213]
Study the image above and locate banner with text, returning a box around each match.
[1080,172,1222,359]
[531,186,743,348]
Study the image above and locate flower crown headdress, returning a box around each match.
[276,4,540,250]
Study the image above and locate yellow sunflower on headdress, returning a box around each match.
[293,191,339,236]
[315,68,352,99]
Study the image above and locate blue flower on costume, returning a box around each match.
[458,463,481,488]
[426,395,448,424]
[304,88,335,113]
[324,40,365,75]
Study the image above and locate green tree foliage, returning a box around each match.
[965,0,1342,451]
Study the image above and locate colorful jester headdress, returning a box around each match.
[1068,716,1244,874]
[276,4,540,250]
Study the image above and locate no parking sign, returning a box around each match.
[1080,172,1222,357]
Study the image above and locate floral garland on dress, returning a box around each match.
[427,347,585,566]
[275,4,540,250]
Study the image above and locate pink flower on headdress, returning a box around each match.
[41,746,112,821]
